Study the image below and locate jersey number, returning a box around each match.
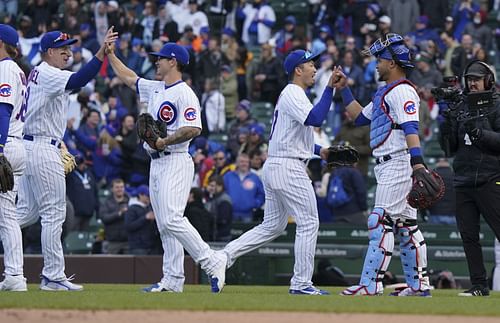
[269,110,279,140]
[16,87,29,122]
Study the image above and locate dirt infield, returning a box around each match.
[1,310,498,323]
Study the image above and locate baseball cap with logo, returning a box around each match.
[149,42,190,65]
[283,49,322,75]
[40,31,77,52]
[135,185,150,197]
[0,24,19,47]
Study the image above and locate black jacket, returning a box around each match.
[124,201,157,250]
[439,96,500,188]
[99,194,130,242]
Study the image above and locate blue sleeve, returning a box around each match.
[401,121,419,136]
[72,128,97,150]
[314,144,322,156]
[65,57,103,91]
[354,113,370,126]
[236,7,246,19]
[254,177,265,208]
[0,103,13,153]
[261,19,275,28]
[304,86,334,127]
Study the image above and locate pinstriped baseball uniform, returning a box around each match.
[16,61,74,281]
[0,58,26,277]
[224,83,324,290]
[137,78,224,292]
[361,83,420,219]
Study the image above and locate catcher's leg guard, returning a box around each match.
[395,219,430,292]
[342,208,394,296]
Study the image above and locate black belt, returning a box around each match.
[150,150,171,160]
[375,150,409,165]
[23,135,61,148]
[299,158,309,164]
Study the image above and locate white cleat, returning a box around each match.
[39,275,83,291]
[210,252,228,293]
[0,275,28,292]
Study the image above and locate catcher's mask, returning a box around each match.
[363,33,414,69]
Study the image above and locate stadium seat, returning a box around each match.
[424,140,444,158]
[64,231,95,254]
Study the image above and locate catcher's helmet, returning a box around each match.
[363,33,414,69]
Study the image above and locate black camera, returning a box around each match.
[431,87,463,103]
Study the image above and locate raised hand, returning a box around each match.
[97,26,118,60]
[330,66,347,89]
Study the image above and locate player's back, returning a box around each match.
[23,61,73,140]
[0,59,26,138]
[267,84,314,159]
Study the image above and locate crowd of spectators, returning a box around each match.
[2,0,499,254]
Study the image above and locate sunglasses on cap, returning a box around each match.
[363,33,403,56]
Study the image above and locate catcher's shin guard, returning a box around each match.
[396,219,430,291]
[355,208,394,294]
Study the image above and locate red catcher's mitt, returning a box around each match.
[407,167,445,209]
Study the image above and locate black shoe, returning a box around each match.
[458,285,490,296]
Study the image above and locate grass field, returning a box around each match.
[0,284,499,316]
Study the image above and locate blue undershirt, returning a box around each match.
[304,86,334,127]
[65,57,103,91]
[0,103,13,153]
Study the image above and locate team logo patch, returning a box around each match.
[184,107,197,121]
[157,101,177,125]
[0,83,12,97]
[403,101,416,115]
[243,179,255,190]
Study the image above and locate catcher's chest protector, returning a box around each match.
[370,79,414,149]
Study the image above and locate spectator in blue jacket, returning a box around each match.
[223,153,265,223]
[452,0,480,41]
[124,185,159,255]
[72,108,101,162]
[406,16,445,53]
[107,33,143,78]
[92,127,123,186]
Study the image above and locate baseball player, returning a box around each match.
[105,41,226,293]
[333,33,431,296]
[0,24,28,291]
[15,27,118,291]
[217,49,338,295]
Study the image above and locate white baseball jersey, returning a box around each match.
[362,83,420,219]
[224,83,333,291]
[361,83,420,158]
[0,58,26,138]
[136,79,202,151]
[0,58,27,278]
[136,77,224,291]
[268,84,314,159]
[23,61,73,139]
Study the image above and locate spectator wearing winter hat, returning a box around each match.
[124,185,160,255]
[227,100,256,159]
[239,123,268,158]
[360,3,381,37]
[271,15,296,57]
[311,24,332,55]
[221,27,239,63]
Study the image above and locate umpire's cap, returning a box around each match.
[40,31,77,52]
[149,42,189,65]
[363,33,414,68]
[0,24,19,47]
[284,49,322,75]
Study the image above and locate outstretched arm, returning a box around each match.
[332,66,364,121]
[105,38,140,89]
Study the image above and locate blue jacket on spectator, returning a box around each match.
[223,170,265,222]
[328,166,367,225]
[107,48,143,79]
[92,147,122,184]
[124,198,157,252]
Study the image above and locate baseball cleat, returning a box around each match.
[0,275,28,292]
[210,252,228,293]
[142,282,179,293]
[289,286,330,295]
[39,274,83,291]
[340,285,383,296]
[389,287,432,297]
[458,285,490,297]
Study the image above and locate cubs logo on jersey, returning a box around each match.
[157,101,178,125]
[403,101,416,115]
[184,107,197,121]
[0,83,12,97]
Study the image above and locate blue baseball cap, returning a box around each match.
[40,31,77,52]
[135,184,150,197]
[149,42,189,65]
[250,123,264,136]
[284,15,296,25]
[283,49,322,75]
[0,24,19,47]
[222,27,235,37]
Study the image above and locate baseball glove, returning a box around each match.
[326,144,360,169]
[0,155,14,193]
[136,113,167,151]
[60,147,76,175]
[407,167,445,209]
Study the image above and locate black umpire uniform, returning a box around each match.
[439,61,500,293]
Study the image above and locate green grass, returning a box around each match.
[0,285,499,316]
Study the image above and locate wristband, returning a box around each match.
[409,147,422,157]
[314,144,322,156]
[410,155,425,167]
[341,87,354,106]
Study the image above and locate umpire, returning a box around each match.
[439,60,500,296]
